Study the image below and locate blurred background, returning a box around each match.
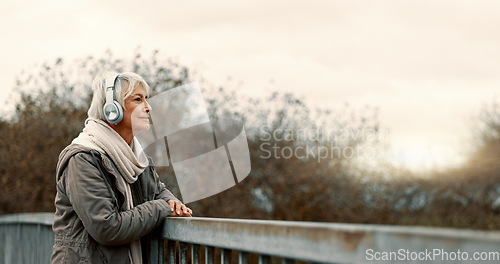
[1,0,500,229]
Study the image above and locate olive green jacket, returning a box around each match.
[51,144,177,264]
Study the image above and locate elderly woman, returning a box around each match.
[51,72,192,264]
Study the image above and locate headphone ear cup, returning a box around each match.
[112,100,124,124]
[103,100,123,124]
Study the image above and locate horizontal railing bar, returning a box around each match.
[0,213,54,226]
[162,217,500,263]
[164,217,500,241]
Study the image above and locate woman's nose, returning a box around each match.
[145,100,152,113]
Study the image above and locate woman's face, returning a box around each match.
[121,84,152,136]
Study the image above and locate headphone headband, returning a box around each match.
[105,74,119,103]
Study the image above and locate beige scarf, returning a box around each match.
[72,118,147,264]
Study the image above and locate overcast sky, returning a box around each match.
[1,0,499,171]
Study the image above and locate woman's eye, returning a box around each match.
[134,98,141,101]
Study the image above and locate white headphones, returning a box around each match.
[103,74,123,124]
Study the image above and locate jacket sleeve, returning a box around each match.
[65,153,172,246]
[151,166,181,203]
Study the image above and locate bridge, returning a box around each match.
[1,213,500,263]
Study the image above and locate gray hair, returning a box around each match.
[87,72,151,120]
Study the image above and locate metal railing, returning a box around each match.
[157,217,500,264]
[0,213,54,264]
[2,213,500,264]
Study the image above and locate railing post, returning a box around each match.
[238,251,249,264]
[150,238,165,264]
[167,240,176,264]
[258,255,270,264]
[179,242,188,264]
[159,239,164,264]
[221,248,231,264]
[35,224,40,264]
[150,238,159,264]
[191,244,200,264]
[205,246,214,264]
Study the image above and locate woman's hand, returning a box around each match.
[167,200,193,217]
